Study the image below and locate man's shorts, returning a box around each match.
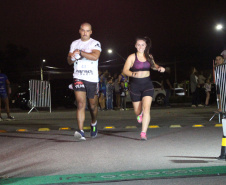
[73,78,98,99]
[0,91,8,99]
[129,77,154,102]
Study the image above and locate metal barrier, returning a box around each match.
[215,63,226,114]
[209,63,226,122]
[213,63,226,160]
[28,80,51,114]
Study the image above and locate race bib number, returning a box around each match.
[76,60,94,76]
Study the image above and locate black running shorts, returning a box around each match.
[73,78,98,99]
[129,77,154,102]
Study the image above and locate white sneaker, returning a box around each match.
[191,105,196,108]
[74,131,86,141]
[198,104,204,107]
[0,117,3,121]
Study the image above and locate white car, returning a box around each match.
[126,81,166,105]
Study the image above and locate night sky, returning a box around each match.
[0,0,225,81]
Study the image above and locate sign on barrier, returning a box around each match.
[28,79,51,114]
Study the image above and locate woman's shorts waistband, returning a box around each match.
[130,76,151,84]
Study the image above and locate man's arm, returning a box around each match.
[67,52,75,65]
[80,49,101,61]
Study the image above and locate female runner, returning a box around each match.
[123,36,165,140]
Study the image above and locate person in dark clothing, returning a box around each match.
[161,67,173,107]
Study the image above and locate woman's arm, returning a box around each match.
[151,57,165,73]
[123,54,134,77]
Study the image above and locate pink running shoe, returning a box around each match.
[140,132,147,140]
[137,112,143,124]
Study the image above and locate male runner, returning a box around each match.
[67,23,101,141]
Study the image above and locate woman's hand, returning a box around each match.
[158,67,165,73]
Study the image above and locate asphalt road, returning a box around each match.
[0,105,226,184]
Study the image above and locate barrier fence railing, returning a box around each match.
[213,63,226,161]
[28,79,51,114]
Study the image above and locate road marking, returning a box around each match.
[1,166,226,185]
[1,124,222,133]
[192,125,204,127]
[125,126,137,129]
[16,129,28,132]
[104,126,115,129]
[149,125,159,128]
[170,125,181,128]
[59,127,71,130]
[38,128,50,131]
[83,126,91,130]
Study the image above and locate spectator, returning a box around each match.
[204,78,211,107]
[190,67,203,107]
[98,70,106,111]
[161,67,173,107]
[0,69,15,121]
[118,71,128,111]
[198,71,207,104]
[106,77,114,110]
[113,73,120,109]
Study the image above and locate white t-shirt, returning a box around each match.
[69,38,101,82]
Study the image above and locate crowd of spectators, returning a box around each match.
[98,69,129,111]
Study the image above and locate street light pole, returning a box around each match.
[41,59,46,81]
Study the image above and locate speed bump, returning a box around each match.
[59,127,71,130]
[38,128,50,131]
[170,125,181,128]
[17,129,28,132]
[104,126,115,129]
[192,125,204,127]
[83,126,91,130]
[149,125,159,128]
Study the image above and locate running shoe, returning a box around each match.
[140,132,147,141]
[0,117,3,121]
[91,124,98,138]
[137,112,143,124]
[74,130,86,141]
[5,116,15,121]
